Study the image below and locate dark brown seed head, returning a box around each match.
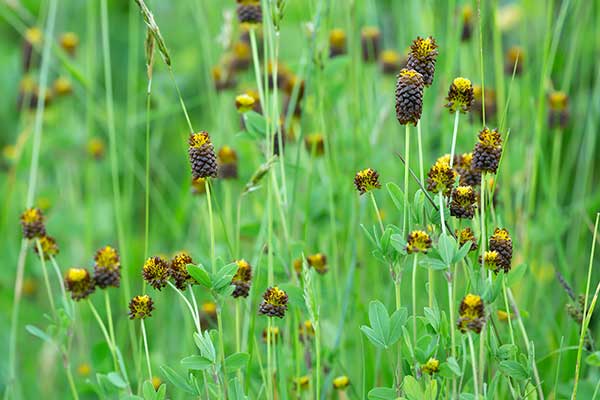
[20,207,46,239]
[128,294,154,320]
[456,152,481,187]
[59,32,79,56]
[457,293,485,334]
[548,91,570,129]
[142,256,170,290]
[472,85,497,122]
[395,68,424,126]
[65,268,95,301]
[360,27,381,62]
[406,36,438,86]
[217,146,238,179]
[169,251,194,290]
[329,28,347,58]
[461,6,474,41]
[304,133,325,156]
[94,246,121,289]
[450,186,477,219]
[236,1,262,25]
[307,253,328,274]
[258,286,288,318]
[354,168,381,195]
[472,127,502,174]
[380,50,406,75]
[232,259,252,298]
[505,46,524,75]
[488,228,513,273]
[188,131,218,179]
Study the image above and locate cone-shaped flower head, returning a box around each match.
[456,152,481,187]
[235,93,256,113]
[395,68,424,126]
[262,326,281,344]
[450,186,477,219]
[426,158,456,196]
[232,259,252,298]
[65,268,95,301]
[548,91,570,129]
[457,293,485,334]
[236,0,262,25]
[446,77,474,113]
[482,250,502,273]
[217,145,238,179]
[406,230,432,254]
[361,27,381,62]
[329,28,347,57]
[258,286,288,318]
[169,251,194,290]
[142,256,170,290]
[406,36,438,86]
[421,358,440,375]
[333,376,350,390]
[94,245,121,288]
[128,294,154,319]
[188,131,218,179]
[456,227,478,252]
[20,207,46,239]
[60,32,79,56]
[472,127,502,174]
[380,50,405,75]
[488,228,513,273]
[354,168,381,195]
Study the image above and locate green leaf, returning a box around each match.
[498,360,529,380]
[496,344,518,361]
[142,380,157,400]
[368,300,391,346]
[437,232,456,266]
[107,372,128,389]
[423,307,440,332]
[244,111,267,138]
[228,377,247,400]
[391,234,408,255]
[212,262,238,291]
[452,241,472,264]
[402,375,424,400]
[159,366,196,394]
[586,352,600,366]
[193,332,216,362]
[419,256,447,270]
[187,264,211,288]
[389,307,408,345]
[224,352,250,373]
[181,355,213,370]
[507,264,527,287]
[25,325,53,344]
[386,182,404,212]
[360,325,386,349]
[368,387,397,400]
[440,357,462,377]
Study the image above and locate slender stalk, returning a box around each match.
[141,320,153,380]
[7,240,28,397]
[417,121,424,184]
[449,112,460,168]
[88,300,118,370]
[403,125,411,235]
[411,254,418,345]
[480,173,486,280]
[168,282,201,333]
[65,363,80,400]
[572,213,599,400]
[36,239,56,318]
[468,333,479,399]
[267,318,273,400]
[167,68,194,134]
[502,276,516,346]
[249,28,265,109]
[205,180,216,273]
[394,266,403,388]
[369,192,385,234]
[144,79,152,260]
[447,269,457,399]
[104,291,117,355]
[216,307,228,396]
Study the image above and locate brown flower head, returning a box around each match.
[188,131,218,179]
[65,268,95,301]
[236,0,262,25]
[354,168,381,195]
[142,256,170,290]
[481,250,502,273]
[258,286,288,318]
[472,127,502,174]
[456,227,478,252]
[426,159,456,196]
[360,27,381,62]
[461,5,474,41]
[450,186,477,219]
[456,152,481,187]
[217,145,238,179]
[94,246,121,288]
[446,77,474,113]
[33,235,59,260]
[169,251,195,290]
[421,358,440,375]
[548,91,570,129]
[505,46,524,75]
[20,208,46,239]
[60,32,79,56]
[329,28,347,58]
[395,68,424,126]
[406,36,438,86]
[53,77,72,97]
[232,259,252,298]
[406,230,432,254]
[488,228,513,273]
[380,50,406,75]
[128,294,154,320]
[457,293,485,333]
[87,137,106,160]
[307,253,328,274]
[235,93,256,113]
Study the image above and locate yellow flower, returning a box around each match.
[354,168,382,195]
[332,375,350,390]
[406,230,432,254]
[421,358,440,375]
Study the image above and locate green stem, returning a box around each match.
[468,333,479,399]
[88,300,118,371]
[447,269,457,399]
[480,173,486,281]
[144,81,152,260]
[216,306,228,396]
[449,112,460,168]
[370,191,385,234]
[36,240,56,318]
[417,120,424,184]
[205,180,216,274]
[104,291,116,354]
[141,319,152,381]
[65,364,80,400]
[403,124,411,235]
[411,254,418,346]
[267,318,273,400]
[168,282,200,333]
[502,276,516,346]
